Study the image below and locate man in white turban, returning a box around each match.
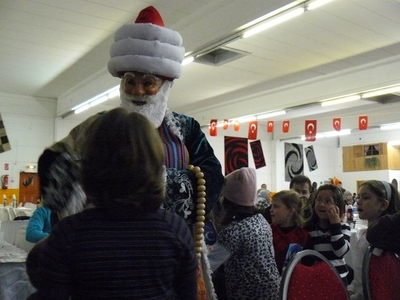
[39,6,223,227]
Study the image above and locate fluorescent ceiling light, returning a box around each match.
[72,86,119,111]
[90,95,108,107]
[301,133,324,140]
[301,129,351,140]
[182,56,195,66]
[320,95,361,107]
[243,7,304,38]
[216,120,230,128]
[74,104,90,114]
[324,129,351,137]
[257,110,286,120]
[307,0,334,10]
[108,89,120,99]
[380,123,400,131]
[236,115,257,123]
[361,85,400,98]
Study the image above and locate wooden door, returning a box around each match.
[19,172,40,205]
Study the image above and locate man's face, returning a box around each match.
[291,182,311,199]
[119,72,170,128]
[121,72,163,97]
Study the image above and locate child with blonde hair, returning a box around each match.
[270,190,309,273]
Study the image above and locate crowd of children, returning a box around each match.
[208,172,400,300]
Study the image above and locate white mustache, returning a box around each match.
[124,94,151,103]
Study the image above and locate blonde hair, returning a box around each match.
[272,190,305,227]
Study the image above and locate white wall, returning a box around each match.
[202,125,341,192]
[0,92,57,188]
[1,91,397,194]
[202,125,400,195]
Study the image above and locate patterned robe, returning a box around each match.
[52,110,224,226]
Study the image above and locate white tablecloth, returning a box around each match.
[0,207,34,221]
[0,220,35,252]
[0,241,36,299]
[15,207,34,217]
[345,225,368,269]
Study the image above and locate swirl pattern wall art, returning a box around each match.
[250,140,266,169]
[284,142,303,181]
[305,145,318,172]
[224,136,248,175]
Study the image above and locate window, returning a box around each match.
[364,144,380,156]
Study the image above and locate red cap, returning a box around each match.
[135,6,164,26]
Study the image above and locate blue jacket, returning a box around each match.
[26,206,52,243]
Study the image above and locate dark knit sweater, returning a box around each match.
[30,207,197,300]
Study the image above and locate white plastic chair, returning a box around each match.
[7,208,16,221]
[0,207,10,221]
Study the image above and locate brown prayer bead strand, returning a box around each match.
[188,164,206,259]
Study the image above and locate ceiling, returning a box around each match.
[1,0,400,129]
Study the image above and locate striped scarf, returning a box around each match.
[158,120,187,169]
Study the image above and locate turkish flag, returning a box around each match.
[267,121,274,133]
[223,119,229,130]
[248,120,258,140]
[209,119,217,136]
[305,120,317,141]
[333,117,341,131]
[282,120,290,133]
[359,115,368,130]
[233,120,240,131]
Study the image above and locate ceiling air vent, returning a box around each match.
[194,47,250,66]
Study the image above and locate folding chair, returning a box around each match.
[280,249,350,300]
[362,245,400,300]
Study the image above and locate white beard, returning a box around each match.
[119,81,171,128]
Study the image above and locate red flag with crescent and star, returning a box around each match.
[223,119,229,130]
[233,120,240,131]
[267,121,274,133]
[209,119,217,136]
[248,120,258,140]
[333,117,341,131]
[282,120,290,133]
[305,120,317,141]
[359,115,368,130]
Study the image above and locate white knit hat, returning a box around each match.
[222,168,256,207]
[108,6,185,80]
